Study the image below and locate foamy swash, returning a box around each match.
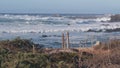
[0,14,120,33]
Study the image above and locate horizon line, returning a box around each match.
[0,12,113,15]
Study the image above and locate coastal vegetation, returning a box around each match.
[0,38,120,68]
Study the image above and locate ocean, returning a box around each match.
[0,13,120,48]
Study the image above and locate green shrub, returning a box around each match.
[0,37,43,53]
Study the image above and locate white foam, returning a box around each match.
[0,14,120,33]
[0,21,120,34]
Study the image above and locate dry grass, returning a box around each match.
[36,39,120,68]
[77,39,120,68]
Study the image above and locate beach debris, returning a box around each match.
[94,41,101,46]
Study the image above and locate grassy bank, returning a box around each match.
[0,38,120,68]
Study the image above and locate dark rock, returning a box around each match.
[105,28,120,32]
[87,29,103,32]
[42,35,48,37]
[110,14,120,22]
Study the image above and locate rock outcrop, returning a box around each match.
[110,14,120,22]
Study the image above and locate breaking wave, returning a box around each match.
[0,14,120,33]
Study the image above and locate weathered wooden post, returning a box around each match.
[32,45,35,54]
[66,32,70,49]
[108,39,111,65]
[62,33,65,49]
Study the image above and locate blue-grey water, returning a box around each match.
[0,13,120,48]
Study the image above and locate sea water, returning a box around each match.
[0,13,120,48]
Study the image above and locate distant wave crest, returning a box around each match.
[0,14,120,33]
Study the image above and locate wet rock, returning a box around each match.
[110,14,120,22]
[42,35,48,37]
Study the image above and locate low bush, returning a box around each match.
[0,37,43,53]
